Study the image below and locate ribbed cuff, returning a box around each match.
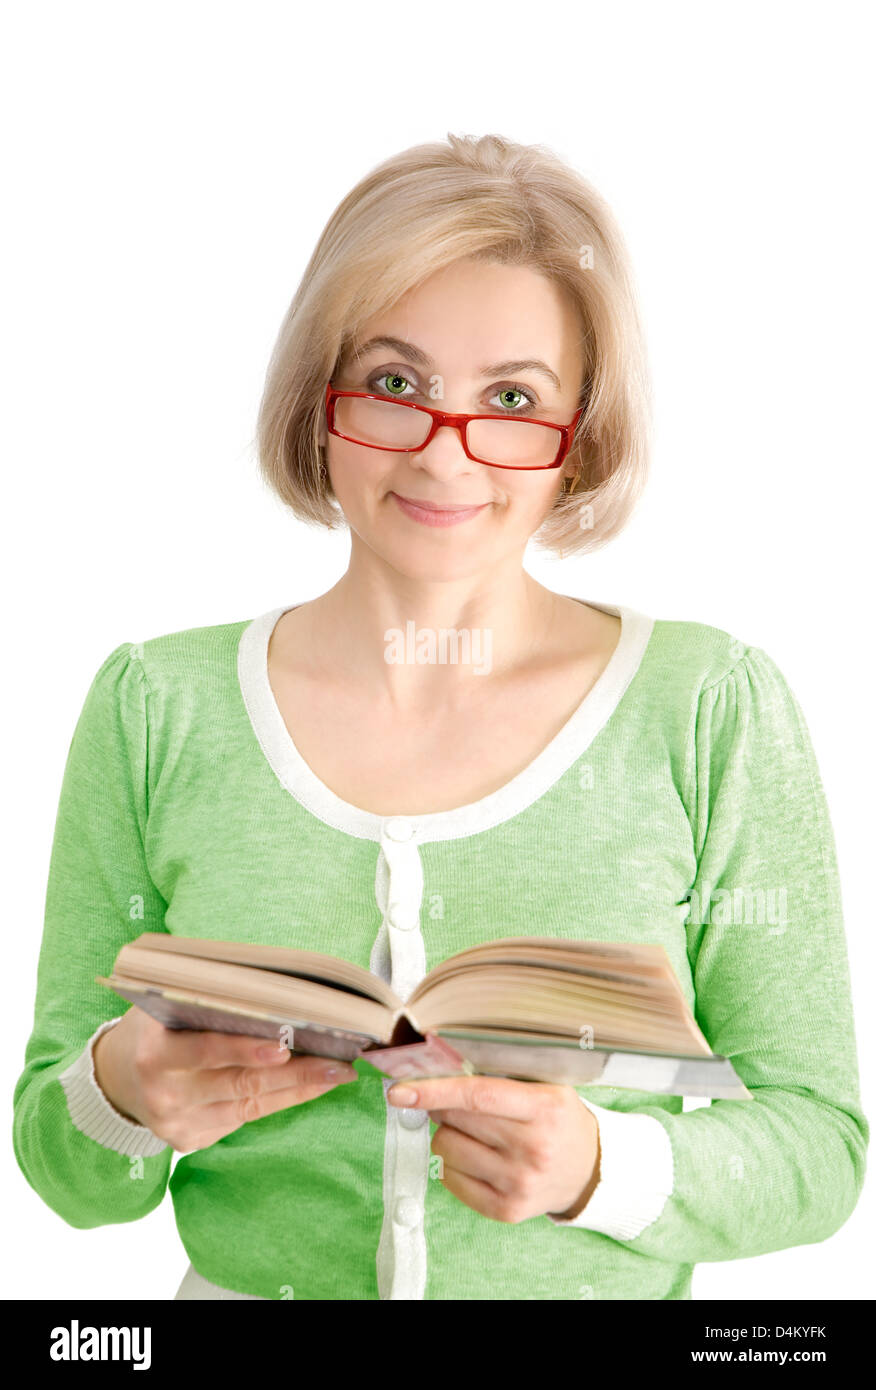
[58,1017,169,1158]
[547,1096,673,1238]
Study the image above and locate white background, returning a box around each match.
[2,0,873,1302]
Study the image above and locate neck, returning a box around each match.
[289,550,569,707]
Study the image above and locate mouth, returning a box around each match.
[389,492,491,528]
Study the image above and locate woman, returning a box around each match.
[13,133,867,1301]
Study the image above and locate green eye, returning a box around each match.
[498,388,523,409]
[383,374,409,396]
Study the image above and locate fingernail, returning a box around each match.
[388,1085,418,1106]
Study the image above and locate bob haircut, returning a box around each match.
[254,132,652,556]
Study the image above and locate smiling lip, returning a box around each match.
[390,492,490,527]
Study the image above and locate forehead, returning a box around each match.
[347,259,584,384]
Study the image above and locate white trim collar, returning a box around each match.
[237,599,655,844]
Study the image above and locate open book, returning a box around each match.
[96,933,752,1100]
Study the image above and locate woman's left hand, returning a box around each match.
[387,1075,601,1222]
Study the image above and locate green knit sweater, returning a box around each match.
[12,600,868,1299]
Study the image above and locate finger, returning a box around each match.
[154,1027,305,1072]
[196,1067,358,1131]
[187,1053,358,1107]
[438,1163,510,1222]
[427,1109,516,1149]
[432,1123,515,1191]
[388,1075,540,1120]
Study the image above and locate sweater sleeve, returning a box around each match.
[12,642,173,1228]
[58,1017,169,1157]
[546,1096,674,1235]
[566,643,868,1263]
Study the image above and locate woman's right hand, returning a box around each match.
[92,1007,358,1152]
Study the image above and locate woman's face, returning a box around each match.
[321,256,585,582]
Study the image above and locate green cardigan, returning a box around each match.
[12,600,868,1299]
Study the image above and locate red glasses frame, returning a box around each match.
[324,382,584,471]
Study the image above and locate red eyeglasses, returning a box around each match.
[324,382,583,471]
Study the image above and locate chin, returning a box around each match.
[378,535,499,584]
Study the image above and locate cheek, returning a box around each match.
[508,478,564,526]
[325,443,387,498]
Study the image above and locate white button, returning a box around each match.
[387,904,417,932]
[383,817,414,842]
[397,1107,428,1129]
[393,1196,422,1227]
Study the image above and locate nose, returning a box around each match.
[410,422,479,476]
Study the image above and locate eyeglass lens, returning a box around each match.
[333,395,562,468]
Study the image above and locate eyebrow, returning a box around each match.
[348,335,562,391]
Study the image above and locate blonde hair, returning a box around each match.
[254,132,652,555]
